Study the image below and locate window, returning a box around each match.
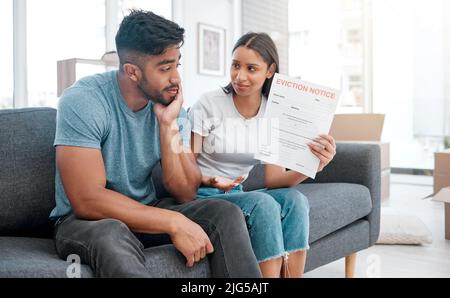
[288,0,365,113]
[347,28,361,44]
[118,0,172,22]
[27,0,106,108]
[7,0,174,109]
[0,0,13,109]
[372,0,449,170]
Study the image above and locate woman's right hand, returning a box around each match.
[201,175,245,192]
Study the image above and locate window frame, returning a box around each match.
[10,0,173,108]
[288,0,373,113]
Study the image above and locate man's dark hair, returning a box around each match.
[115,10,185,69]
[223,32,280,98]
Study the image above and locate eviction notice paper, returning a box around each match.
[255,73,340,179]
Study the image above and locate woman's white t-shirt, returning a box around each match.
[188,89,267,181]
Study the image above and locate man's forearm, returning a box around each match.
[75,186,180,235]
[159,123,201,201]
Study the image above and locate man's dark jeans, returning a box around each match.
[54,198,262,278]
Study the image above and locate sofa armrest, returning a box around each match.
[304,142,381,245]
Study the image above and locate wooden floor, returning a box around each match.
[305,174,450,278]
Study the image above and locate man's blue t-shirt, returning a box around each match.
[49,70,190,221]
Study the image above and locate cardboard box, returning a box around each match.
[434,173,450,195]
[379,142,390,171]
[329,114,386,142]
[330,114,389,170]
[337,141,390,201]
[434,150,450,194]
[381,169,391,203]
[447,204,450,240]
[338,141,390,171]
[433,151,450,239]
[431,187,450,240]
[435,149,450,175]
[330,114,390,201]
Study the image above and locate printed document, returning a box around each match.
[255,74,340,179]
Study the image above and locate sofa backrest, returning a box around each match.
[0,107,267,238]
[151,163,265,198]
[0,108,57,238]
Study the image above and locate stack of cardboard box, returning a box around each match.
[329,114,390,202]
[433,150,450,240]
[434,150,450,193]
[379,142,390,202]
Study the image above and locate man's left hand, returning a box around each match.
[154,84,184,127]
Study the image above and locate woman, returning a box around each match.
[188,32,336,277]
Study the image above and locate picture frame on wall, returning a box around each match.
[198,23,226,76]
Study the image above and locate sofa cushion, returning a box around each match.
[305,219,370,272]
[144,244,211,278]
[0,237,210,278]
[0,108,57,238]
[0,237,93,277]
[295,183,372,243]
[242,164,266,191]
[153,165,372,244]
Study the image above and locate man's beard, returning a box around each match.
[138,75,177,106]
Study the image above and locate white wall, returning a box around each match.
[242,0,289,74]
[173,0,242,108]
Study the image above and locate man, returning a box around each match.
[50,10,261,278]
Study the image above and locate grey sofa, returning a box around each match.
[0,108,380,278]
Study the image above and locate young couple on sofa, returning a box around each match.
[50,10,336,278]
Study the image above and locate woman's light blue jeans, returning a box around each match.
[196,186,310,263]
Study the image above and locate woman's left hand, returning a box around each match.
[308,134,336,173]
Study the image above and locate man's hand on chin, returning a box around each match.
[154,85,184,127]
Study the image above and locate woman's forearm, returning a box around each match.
[265,170,309,189]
